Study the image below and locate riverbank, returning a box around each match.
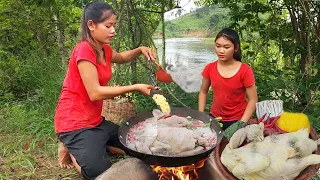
[153,29,210,39]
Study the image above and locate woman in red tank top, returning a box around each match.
[55,2,157,179]
[198,28,258,140]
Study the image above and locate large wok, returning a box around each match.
[118,107,223,167]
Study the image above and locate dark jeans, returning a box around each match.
[209,113,238,131]
[57,118,123,180]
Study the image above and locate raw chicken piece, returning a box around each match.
[221,123,320,180]
[131,122,158,154]
[149,109,167,122]
[135,141,152,154]
[154,127,209,154]
[157,115,194,128]
[178,146,205,157]
[149,140,171,153]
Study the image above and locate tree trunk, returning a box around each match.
[301,0,312,104]
[161,0,166,66]
[318,9,320,38]
[286,4,300,43]
[128,0,137,84]
[114,0,126,83]
[53,10,67,65]
[285,0,313,106]
[299,0,311,73]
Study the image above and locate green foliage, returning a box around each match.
[155,6,231,38]
[0,102,55,136]
[1,51,63,100]
[133,92,158,112]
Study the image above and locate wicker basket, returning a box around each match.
[101,99,136,125]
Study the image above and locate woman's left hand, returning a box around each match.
[140,46,156,61]
[134,84,155,96]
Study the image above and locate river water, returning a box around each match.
[154,38,217,93]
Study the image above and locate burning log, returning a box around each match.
[151,158,207,180]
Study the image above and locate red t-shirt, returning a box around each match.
[202,61,255,121]
[54,41,113,133]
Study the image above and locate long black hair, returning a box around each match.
[81,1,116,63]
[215,28,242,62]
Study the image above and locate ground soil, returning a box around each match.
[0,132,125,180]
[0,152,127,180]
[0,153,82,179]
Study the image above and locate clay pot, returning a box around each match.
[214,128,320,180]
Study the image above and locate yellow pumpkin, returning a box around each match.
[276,112,311,133]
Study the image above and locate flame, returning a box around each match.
[151,158,207,180]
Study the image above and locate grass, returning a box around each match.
[0,104,80,179]
[0,133,79,180]
[0,131,126,180]
[0,102,130,180]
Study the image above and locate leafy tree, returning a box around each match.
[0,0,179,99]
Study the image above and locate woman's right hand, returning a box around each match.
[134,84,155,96]
[139,46,156,61]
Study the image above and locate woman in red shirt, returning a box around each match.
[55,2,156,179]
[198,28,258,140]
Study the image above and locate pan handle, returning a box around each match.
[210,117,224,137]
[148,74,163,96]
[119,119,129,127]
[148,74,158,87]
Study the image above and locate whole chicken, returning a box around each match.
[221,123,320,180]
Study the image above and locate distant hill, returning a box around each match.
[154,6,231,38]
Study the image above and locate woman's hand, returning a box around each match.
[140,46,156,61]
[134,84,155,96]
[112,46,156,64]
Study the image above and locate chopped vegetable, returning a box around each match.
[152,94,170,113]
[223,121,247,140]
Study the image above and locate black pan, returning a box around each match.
[118,107,223,167]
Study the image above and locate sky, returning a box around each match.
[165,0,199,21]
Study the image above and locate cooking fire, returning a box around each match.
[151,158,208,180]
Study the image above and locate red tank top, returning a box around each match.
[54,41,112,133]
